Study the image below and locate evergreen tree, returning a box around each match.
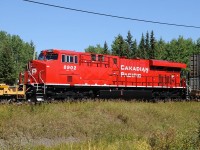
[145,31,150,58]
[130,39,137,58]
[84,30,198,71]
[125,31,133,58]
[150,30,156,59]
[125,31,133,46]
[138,33,145,58]
[103,41,109,54]
[111,34,128,57]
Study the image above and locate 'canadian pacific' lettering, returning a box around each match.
[121,72,141,78]
[121,65,149,73]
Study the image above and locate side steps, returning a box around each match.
[34,84,45,102]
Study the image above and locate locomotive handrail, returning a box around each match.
[113,75,185,88]
[81,59,110,66]
[39,70,45,84]
[28,70,38,84]
[28,70,38,90]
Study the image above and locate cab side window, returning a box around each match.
[62,55,65,62]
[98,55,104,61]
[62,55,78,63]
[75,56,78,63]
[113,58,117,64]
[91,54,96,61]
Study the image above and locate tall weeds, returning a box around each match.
[0,101,199,149]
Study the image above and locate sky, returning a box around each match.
[0,0,200,53]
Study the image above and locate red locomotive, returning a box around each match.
[19,49,187,101]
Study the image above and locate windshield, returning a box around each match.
[38,53,44,60]
[46,53,58,60]
[38,52,58,60]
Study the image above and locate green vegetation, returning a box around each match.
[85,31,200,68]
[0,101,200,149]
[0,30,200,84]
[0,31,35,85]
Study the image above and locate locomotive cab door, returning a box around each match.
[111,57,120,86]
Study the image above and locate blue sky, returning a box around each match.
[1,0,200,53]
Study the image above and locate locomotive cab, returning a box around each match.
[24,49,60,84]
[21,49,62,101]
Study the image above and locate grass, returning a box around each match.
[0,100,200,149]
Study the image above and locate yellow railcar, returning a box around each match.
[0,84,25,101]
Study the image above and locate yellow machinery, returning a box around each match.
[0,84,25,100]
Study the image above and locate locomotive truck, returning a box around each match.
[18,49,190,102]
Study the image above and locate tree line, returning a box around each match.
[1,30,200,85]
[0,31,35,85]
[85,30,200,68]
